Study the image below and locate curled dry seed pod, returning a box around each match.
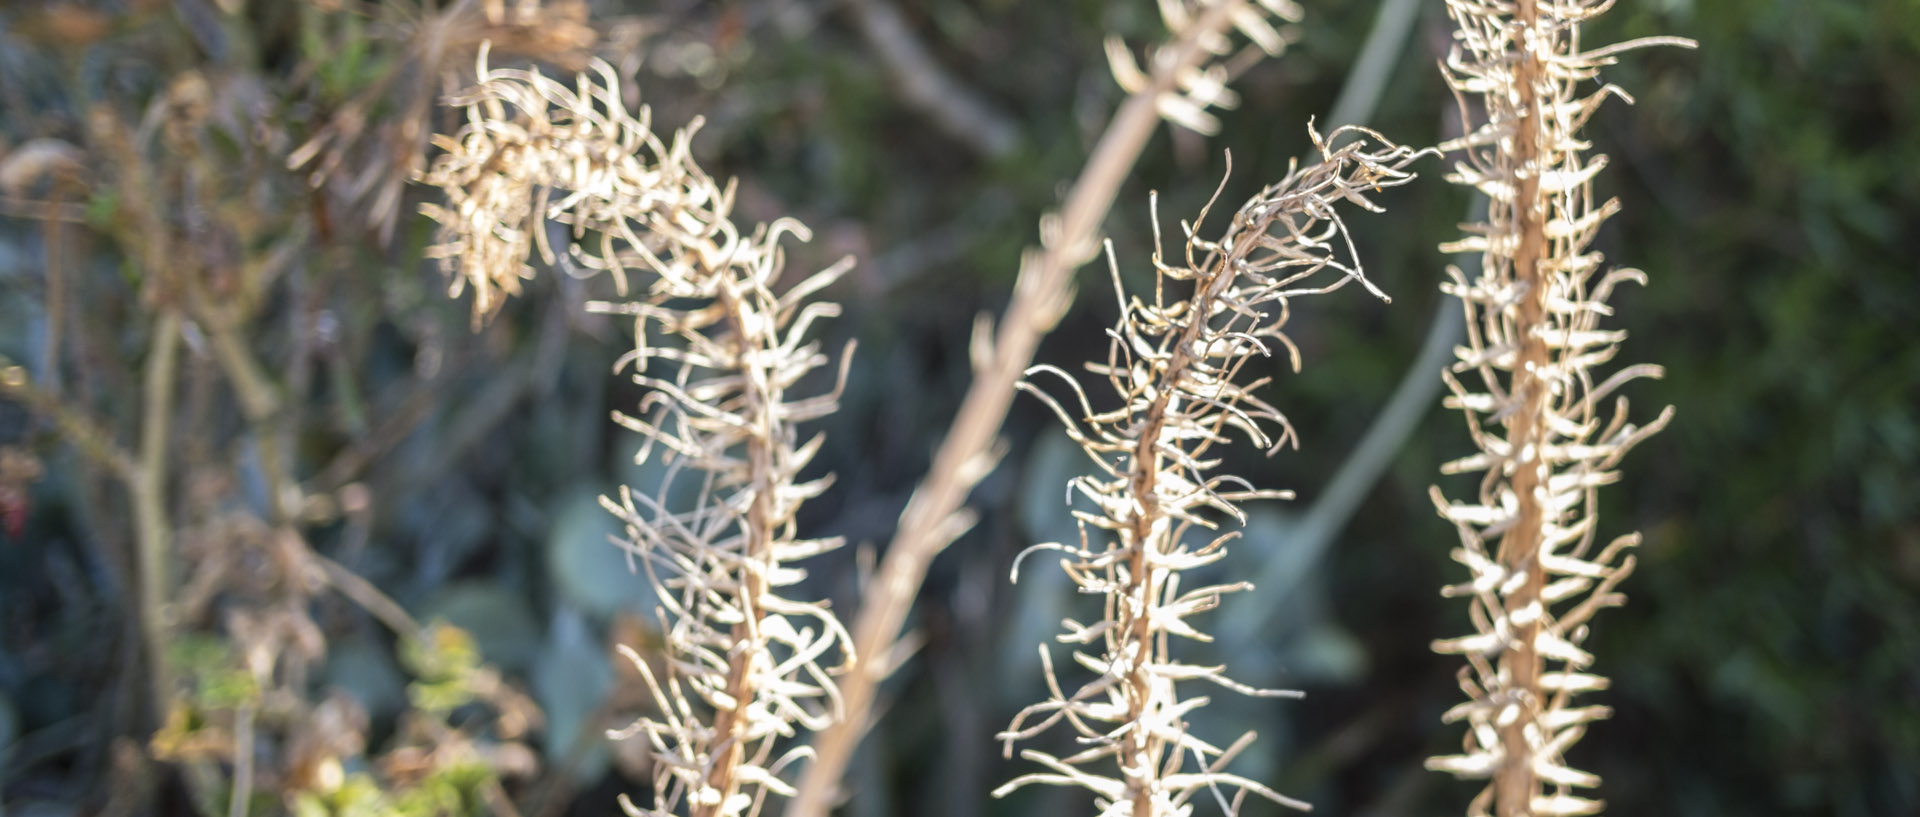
[995,126,1426,817]
[1425,3,1691,816]
[418,44,855,817]
[419,42,717,326]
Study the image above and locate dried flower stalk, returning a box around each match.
[419,45,855,817]
[792,5,1310,812]
[1425,3,1691,816]
[996,127,1425,817]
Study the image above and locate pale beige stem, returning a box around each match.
[695,279,780,817]
[134,311,182,721]
[1118,210,1279,815]
[1494,3,1549,815]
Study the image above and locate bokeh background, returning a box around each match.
[0,1,1915,816]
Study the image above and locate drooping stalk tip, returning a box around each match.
[996,126,1425,817]
[418,45,856,817]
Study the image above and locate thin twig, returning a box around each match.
[0,356,137,478]
[134,310,183,720]
[310,550,422,639]
[228,705,256,817]
[846,0,1020,159]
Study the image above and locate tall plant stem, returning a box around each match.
[788,4,1250,813]
[1495,3,1549,814]
[4,311,181,724]
[696,280,781,817]
[134,310,181,721]
[1116,234,1251,817]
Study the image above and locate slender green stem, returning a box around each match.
[134,310,182,722]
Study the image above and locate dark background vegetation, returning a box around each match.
[0,1,1914,816]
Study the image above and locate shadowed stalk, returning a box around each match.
[996,128,1426,817]
[1424,3,1691,816]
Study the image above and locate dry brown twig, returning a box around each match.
[995,127,1426,817]
[1423,3,1692,816]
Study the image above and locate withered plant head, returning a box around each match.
[419,43,856,817]
[1424,2,1690,816]
[1107,0,1305,135]
[291,0,600,245]
[996,126,1426,817]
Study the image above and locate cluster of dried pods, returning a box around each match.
[412,0,1689,815]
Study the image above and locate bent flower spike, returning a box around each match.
[997,127,1424,817]
[420,45,855,817]
[1426,3,1690,817]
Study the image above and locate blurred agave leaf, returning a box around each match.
[399,481,494,590]
[322,634,408,723]
[546,485,659,620]
[415,582,540,674]
[0,689,16,768]
[1001,430,1096,688]
[1215,507,1368,685]
[1235,506,1317,608]
[531,607,613,783]
[1015,428,1104,545]
[1280,620,1367,685]
[1218,506,1313,648]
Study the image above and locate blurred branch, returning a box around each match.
[0,196,88,222]
[41,182,76,400]
[227,705,256,817]
[133,310,182,719]
[0,357,137,478]
[846,0,1019,159]
[305,372,449,494]
[310,549,422,639]
[790,3,1254,814]
[307,293,566,498]
[184,282,293,521]
[0,308,180,729]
